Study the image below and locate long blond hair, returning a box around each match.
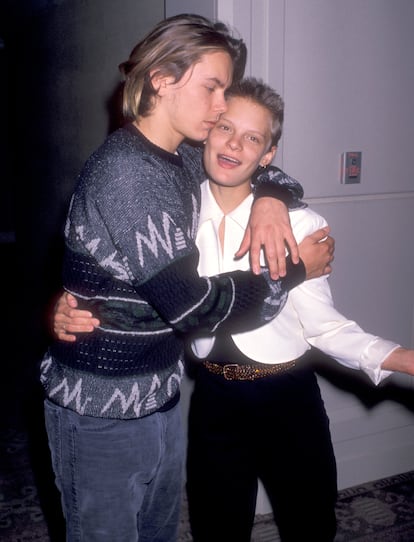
[119,14,246,120]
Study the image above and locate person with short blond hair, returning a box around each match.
[187,78,414,541]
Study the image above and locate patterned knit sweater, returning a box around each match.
[40,124,305,419]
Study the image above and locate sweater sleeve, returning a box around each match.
[135,251,305,335]
[252,166,307,210]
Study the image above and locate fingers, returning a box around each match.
[318,236,335,275]
[55,295,74,317]
[65,292,79,308]
[234,228,251,260]
[323,235,335,264]
[249,228,266,276]
[265,229,286,278]
[54,308,99,342]
[55,320,98,342]
[308,226,330,242]
[246,226,285,279]
[236,225,290,279]
[56,327,77,342]
[54,314,75,342]
[298,227,336,280]
[284,229,300,265]
[59,315,99,332]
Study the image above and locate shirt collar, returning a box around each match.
[199,180,253,230]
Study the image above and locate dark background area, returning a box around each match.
[0,2,157,538]
[1,4,72,538]
[0,4,165,536]
[1,0,72,386]
[0,0,163,401]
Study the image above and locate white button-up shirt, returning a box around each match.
[192,180,397,385]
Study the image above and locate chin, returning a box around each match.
[193,128,211,141]
[217,179,239,187]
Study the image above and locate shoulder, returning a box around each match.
[178,141,203,162]
[78,128,165,196]
[289,207,328,243]
[178,142,203,179]
[90,127,152,168]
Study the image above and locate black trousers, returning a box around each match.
[186,357,338,542]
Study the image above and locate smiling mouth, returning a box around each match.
[217,154,241,167]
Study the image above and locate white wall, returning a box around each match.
[263,0,414,492]
[169,0,414,513]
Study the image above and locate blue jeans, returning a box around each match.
[44,399,184,542]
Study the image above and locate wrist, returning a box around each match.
[280,257,306,290]
[253,182,293,206]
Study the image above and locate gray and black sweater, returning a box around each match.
[41,123,305,419]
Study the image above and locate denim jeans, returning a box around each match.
[44,399,184,542]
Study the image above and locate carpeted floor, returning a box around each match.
[177,470,414,541]
[1,425,414,542]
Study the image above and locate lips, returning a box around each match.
[217,154,241,168]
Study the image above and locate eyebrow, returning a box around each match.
[218,115,266,136]
[206,76,228,89]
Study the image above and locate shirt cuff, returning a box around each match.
[361,339,400,385]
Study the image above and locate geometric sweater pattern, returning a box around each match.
[41,124,305,419]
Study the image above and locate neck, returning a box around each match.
[134,114,182,154]
[208,180,252,214]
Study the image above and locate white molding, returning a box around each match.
[306,191,414,206]
[216,0,274,79]
[216,0,235,26]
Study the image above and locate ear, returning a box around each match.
[260,146,277,168]
[150,69,175,96]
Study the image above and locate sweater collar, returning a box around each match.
[123,122,184,167]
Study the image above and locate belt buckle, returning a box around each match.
[223,364,239,380]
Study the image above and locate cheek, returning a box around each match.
[205,134,223,155]
[245,149,263,171]
[202,148,216,172]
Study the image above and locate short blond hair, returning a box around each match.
[226,78,285,147]
[119,14,246,120]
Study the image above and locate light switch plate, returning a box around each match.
[340,152,362,184]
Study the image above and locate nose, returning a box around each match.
[214,90,227,114]
[227,134,242,151]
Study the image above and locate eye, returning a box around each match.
[217,123,231,132]
[246,134,260,144]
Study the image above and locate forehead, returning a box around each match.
[190,50,233,87]
[224,96,272,133]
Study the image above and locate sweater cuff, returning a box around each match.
[253,182,294,206]
[280,257,306,290]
